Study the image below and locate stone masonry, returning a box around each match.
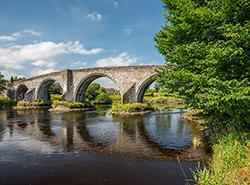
[10,65,162,103]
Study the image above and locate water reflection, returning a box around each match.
[0,108,205,161]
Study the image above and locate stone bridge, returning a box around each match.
[10,65,161,103]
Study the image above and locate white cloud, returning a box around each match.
[123,27,132,36]
[32,60,56,68]
[0,32,21,42]
[86,11,102,21]
[0,41,103,70]
[113,1,118,8]
[31,68,57,76]
[96,52,138,67]
[23,29,40,36]
[0,29,40,42]
[70,60,87,68]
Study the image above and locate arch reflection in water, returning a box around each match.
[1,108,203,160]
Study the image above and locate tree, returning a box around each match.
[0,73,6,94]
[48,83,62,95]
[155,0,250,130]
[95,93,112,104]
[85,83,101,101]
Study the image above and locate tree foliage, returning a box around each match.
[9,76,25,82]
[0,73,6,94]
[155,0,250,130]
[85,83,101,101]
[95,92,112,104]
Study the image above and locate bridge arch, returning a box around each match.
[136,74,158,103]
[36,78,63,101]
[16,84,28,101]
[74,73,119,102]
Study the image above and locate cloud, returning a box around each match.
[0,32,21,42]
[86,11,102,21]
[23,29,40,36]
[123,27,132,36]
[0,29,40,42]
[0,41,103,70]
[70,60,87,68]
[96,52,138,67]
[113,1,118,8]
[31,68,57,76]
[31,60,56,68]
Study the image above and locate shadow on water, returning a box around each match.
[0,107,207,185]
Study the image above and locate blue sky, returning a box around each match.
[0,0,164,85]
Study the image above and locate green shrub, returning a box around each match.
[52,101,91,109]
[17,101,30,107]
[0,96,17,107]
[109,94,121,103]
[53,100,59,109]
[50,95,62,102]
[17,100,51,107]
[195,132,250,185]
[95,93,112,104]
[111,103,153,113]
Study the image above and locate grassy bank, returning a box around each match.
[195,132,250,185]
[0,96,16,108]
[110,103,154,116]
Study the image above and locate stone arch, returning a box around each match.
[36,78,63,101]
[74,73,118,102]
[136,74,157,103]
[16,84,28,101]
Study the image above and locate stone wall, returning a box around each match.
[11,65,162,103]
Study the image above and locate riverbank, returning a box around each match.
[195,131,250,185]
[182,109,250,184]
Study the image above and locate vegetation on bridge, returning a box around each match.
[155,0,250,184]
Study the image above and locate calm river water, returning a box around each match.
[0,107,206,185]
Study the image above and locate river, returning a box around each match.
[0,107,206,185]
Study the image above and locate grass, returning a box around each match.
[52,100,92,109]
[183,109,206,124]
[143,93,186,109]
[195,132,250,185]
[111,103,153,113]
[17,99,51,107]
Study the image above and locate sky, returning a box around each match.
[0,0,165,87]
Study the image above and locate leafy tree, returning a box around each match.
[95,93,112,104]
[85,83,101,101]
[48,83,62,95]
[0,73,6,94]
[10,76,25,82]
[155,0,250,130]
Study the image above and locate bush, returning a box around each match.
[0,96,17,107]
[95,93,112,104]
[109,94,121,103]
[17,99,51,107]
[52,101,91,109]
[50,95,62,102]
[195,132,250,185]
[111,103,153,113]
